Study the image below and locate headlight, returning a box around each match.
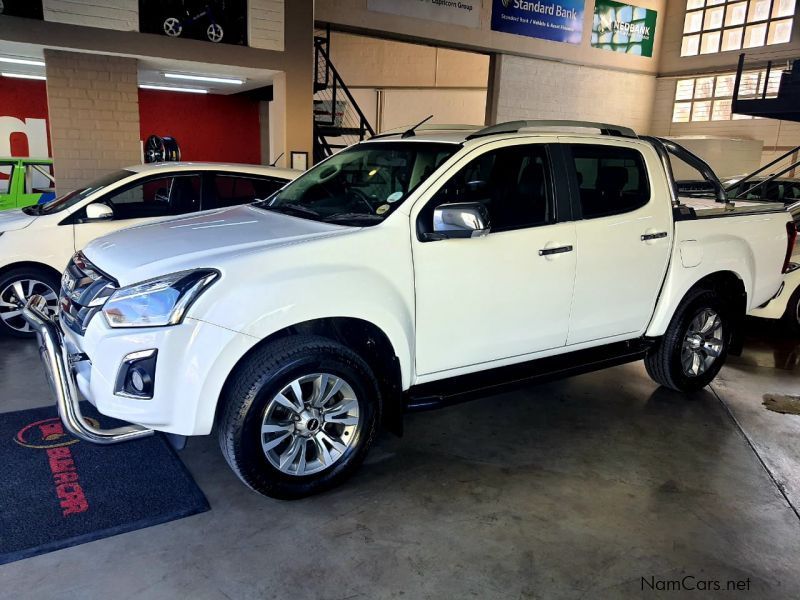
[102,269,219,328]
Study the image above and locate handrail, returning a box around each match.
[734,159,800,199]
[725,145,800,192]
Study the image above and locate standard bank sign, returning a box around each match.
[491,0,586,45]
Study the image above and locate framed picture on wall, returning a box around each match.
[291,152,308,172]
[0,0,44,19]
[139,0,247,46]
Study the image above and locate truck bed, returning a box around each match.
[679,196,786,219]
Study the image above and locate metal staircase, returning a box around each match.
[313,27,375,163]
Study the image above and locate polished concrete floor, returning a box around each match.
[1,323,799,600]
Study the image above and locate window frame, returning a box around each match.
[0,163,15,197]
[415,141,568,241]
[564,143,653,221]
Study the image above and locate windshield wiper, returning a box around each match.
[259,204,321,219]
[323,212,384,223]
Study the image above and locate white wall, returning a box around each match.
[491,54,657,134]
[43,0,137,31]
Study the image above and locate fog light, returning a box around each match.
[114,349,157,399]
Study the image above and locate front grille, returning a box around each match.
[59,252,118,335]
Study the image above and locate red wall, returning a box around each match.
[138,89,261,164]
[0,78,50,156]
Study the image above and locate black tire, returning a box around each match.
[217,335,380,499]
[0,267,60,339]
[645,288,732,392]
[781,285,800,336]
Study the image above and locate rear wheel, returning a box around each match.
[217,335,380,499]
[162,17,182,37]
[645,288,731,392]
[0,268,60,338]
[781,285,800,336]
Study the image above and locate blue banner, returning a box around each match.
[491,0,586,45]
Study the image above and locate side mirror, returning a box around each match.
[431,202,490,239]
[85,203,114,221]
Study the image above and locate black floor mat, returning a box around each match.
[0,404,209,565]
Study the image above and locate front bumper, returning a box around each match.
[22,295,154,444]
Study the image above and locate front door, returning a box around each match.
[73,173,202,251]
[561,139,673,345]
[412,139,577,376]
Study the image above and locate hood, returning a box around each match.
[0,209,37,232]
[83,205,355,285]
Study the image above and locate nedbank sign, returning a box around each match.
[491,0,585,45]
[368,0,480,29]
[591,0,658,57]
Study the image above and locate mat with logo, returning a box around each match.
[0,403,209,565]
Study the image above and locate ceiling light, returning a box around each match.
[0,57,45,67]
[139,84,208,94]
[164,73,244,85]
[2,72,46,80]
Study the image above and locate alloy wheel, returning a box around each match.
[163,17,182,37]
[207,23,224,42]
[681,308,724,377]
[260,373,360,476]
[0,279,58,333]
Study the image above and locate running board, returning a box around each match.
[405,340,653,412]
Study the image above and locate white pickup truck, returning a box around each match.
[24,121,795,499]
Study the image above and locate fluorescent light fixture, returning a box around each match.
[0,57,45,67]
[139,84,208,94]
[2,72,46,81]
[164,73,244,85]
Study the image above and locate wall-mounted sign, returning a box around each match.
[591,0,657,57]
[140,0,247,46]
[491,0,585,45]
[367,0,480,29]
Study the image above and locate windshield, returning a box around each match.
[258,142,458,225]
[25,169,132,215]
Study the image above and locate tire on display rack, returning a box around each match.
[644,287,732,392]
[782,285,800,336]
[144,135,181,164]
[0,267,61,339]
[217,335,381,499]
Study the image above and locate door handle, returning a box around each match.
[641,232,668,241]
[538,245,574,256]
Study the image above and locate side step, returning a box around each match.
[405,340,654,412]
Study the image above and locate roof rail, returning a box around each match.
[466,120,638,140]
[370,123,481,140]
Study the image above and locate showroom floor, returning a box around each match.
[1,323,799,600]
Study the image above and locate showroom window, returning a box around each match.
[210,175,286,209]
[681,0,795,56]
[671,68,782,122]
[570,145,651,219]
[425,145,553,233]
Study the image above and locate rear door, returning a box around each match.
[561,139,673,345]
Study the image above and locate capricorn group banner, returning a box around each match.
[491,0,585,45]
[591,0,657,57]
[368,0,480,29]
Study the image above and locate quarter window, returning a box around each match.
[570,145,651,219]
[423,145,553,234]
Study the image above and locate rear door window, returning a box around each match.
[208,175,287,209]
[569,145,651,219]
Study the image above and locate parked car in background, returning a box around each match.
[22,122,794,499]
[0,158,56,211]
[0,162,296,337]
[723,175,800,205]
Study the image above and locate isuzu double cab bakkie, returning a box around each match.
[23,121,794,499]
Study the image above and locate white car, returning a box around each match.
[0,162,296,337]
[23,121,794,499]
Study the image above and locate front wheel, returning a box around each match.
[0,268,60,338]
[163,17,183,37]
[217,335,380,499]
[645,289,732,392]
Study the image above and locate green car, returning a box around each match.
[0,157,56,211]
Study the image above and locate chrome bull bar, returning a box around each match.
[22,295,154,445]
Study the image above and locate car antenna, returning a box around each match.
[269,153,285,167]
[401,115,434,138]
